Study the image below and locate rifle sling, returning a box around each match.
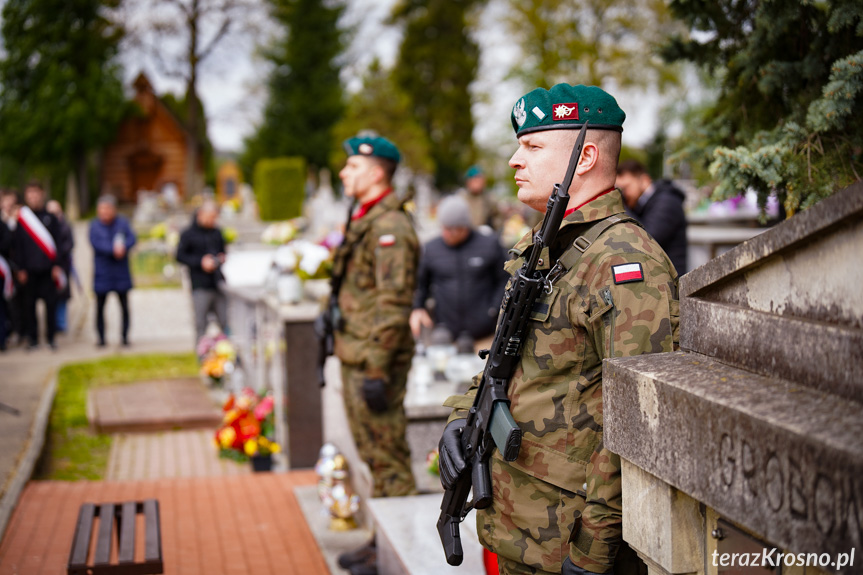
[548,214,635,285]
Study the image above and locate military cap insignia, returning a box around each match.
[358,143,374,155]
[531,106,546,120]
[378,234,396,247]
[514,98,527,127]
[612,263,644,284]
[553,103,579,121]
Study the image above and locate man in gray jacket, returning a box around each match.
[410,195,509,341]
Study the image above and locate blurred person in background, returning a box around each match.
[410,194,509,342]
[460,165,503,233]
[176,200,228,340]
[0,189,24,345]
[46,200,75,333]
[89,195,136,347]
[615,159,688,274]
[0,203,12,351]
[12,183,67,350]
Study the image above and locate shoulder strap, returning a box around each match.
[545,214,636,287]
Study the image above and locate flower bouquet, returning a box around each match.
[214,388,280,465]
[198,333,236,385]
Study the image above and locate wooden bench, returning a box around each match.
[67,499,163,575]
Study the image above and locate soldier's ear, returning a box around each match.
[574,142,600,176]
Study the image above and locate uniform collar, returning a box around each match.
[511,188,626,255]
[352,188,393,220]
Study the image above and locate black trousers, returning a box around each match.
[96,290,130,344]
[23,271,57,345]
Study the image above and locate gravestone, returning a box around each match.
[603,183,863,574]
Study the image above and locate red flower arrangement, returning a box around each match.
[214,388,279,462]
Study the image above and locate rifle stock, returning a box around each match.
[437,122,589,566]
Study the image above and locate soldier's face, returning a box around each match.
[340,156,379,202]
[509,131,573,212]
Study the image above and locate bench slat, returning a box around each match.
[118,501,137,564]
[93,503,115,565]
[67,503,96,571]
[143,499,162,564]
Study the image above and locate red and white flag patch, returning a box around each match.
[553,103,579,121]
[378,234,396,247]
[612,263,644,284]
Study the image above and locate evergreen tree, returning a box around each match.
[391,0,479,190]
[0,0,126,210]
[243,0,345,178]
[664,0,863,216]
[331,59,434,177]
[505,0,681,90]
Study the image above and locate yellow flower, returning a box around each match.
[218,427,237,448]
[269,442,281,454]
[244,439,259,456]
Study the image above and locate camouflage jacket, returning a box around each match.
[333,191,419,379]
[446,190,679,571]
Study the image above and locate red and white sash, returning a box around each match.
[18,206,56,261]
[0,255,13,299]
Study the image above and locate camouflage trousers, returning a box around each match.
[340,350,417,498]
[482,460,645,575]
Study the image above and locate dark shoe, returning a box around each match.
[121,338,130,347]
[97,340,106,348]
[48,341,57,351]
[26,342,39,352]
[338,540,376,569]
[348,553,378,575]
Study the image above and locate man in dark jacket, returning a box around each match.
[616,159,688,274]
[176,200,227,339]
[47,200,75,333]
[410,194,509,342]
[0,215,12,351]
[12,183,68,350]
[89,195,136,347]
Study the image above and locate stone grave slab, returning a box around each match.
[88,378,222,433]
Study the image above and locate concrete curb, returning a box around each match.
[0,372,57,542]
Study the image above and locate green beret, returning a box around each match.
[511,83,625,137]
[465,165,483,179]
[343,134,401,163]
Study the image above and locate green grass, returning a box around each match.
[130,250,182,289]
[37,352,199,481]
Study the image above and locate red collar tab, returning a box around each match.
[352,189,392,220]
[563,187,615,218]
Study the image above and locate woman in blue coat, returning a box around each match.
[89,195,136,346]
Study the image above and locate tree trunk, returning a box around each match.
[76,150,88,217]
[184,0,200,201]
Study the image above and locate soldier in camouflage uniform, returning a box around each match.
[439,85,680,575]
[333,134,419,574]
[461,165,503,232]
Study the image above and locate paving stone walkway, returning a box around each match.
[106,430,250,481]
[0,471,327,575]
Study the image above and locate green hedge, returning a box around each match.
[253,156,307,221]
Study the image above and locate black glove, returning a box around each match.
[438,419,467,490]
[561,557,604,575]
[362,378,388,413]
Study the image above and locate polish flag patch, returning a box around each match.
[612,263,644,284]
[553,103,579,121]
[378,234,396,247]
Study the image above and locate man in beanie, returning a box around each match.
[439,85,679,574]
[332,133,419,575]
[410,194,508,341]
[460,165,503,232]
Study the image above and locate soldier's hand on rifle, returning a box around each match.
[562,557,603,575]
[439,419,468,490]
[362,378,388,413]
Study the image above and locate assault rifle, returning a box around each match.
[437,122,589,566]
[315,200,357,387]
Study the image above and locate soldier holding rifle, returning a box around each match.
[438,84,680,575]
